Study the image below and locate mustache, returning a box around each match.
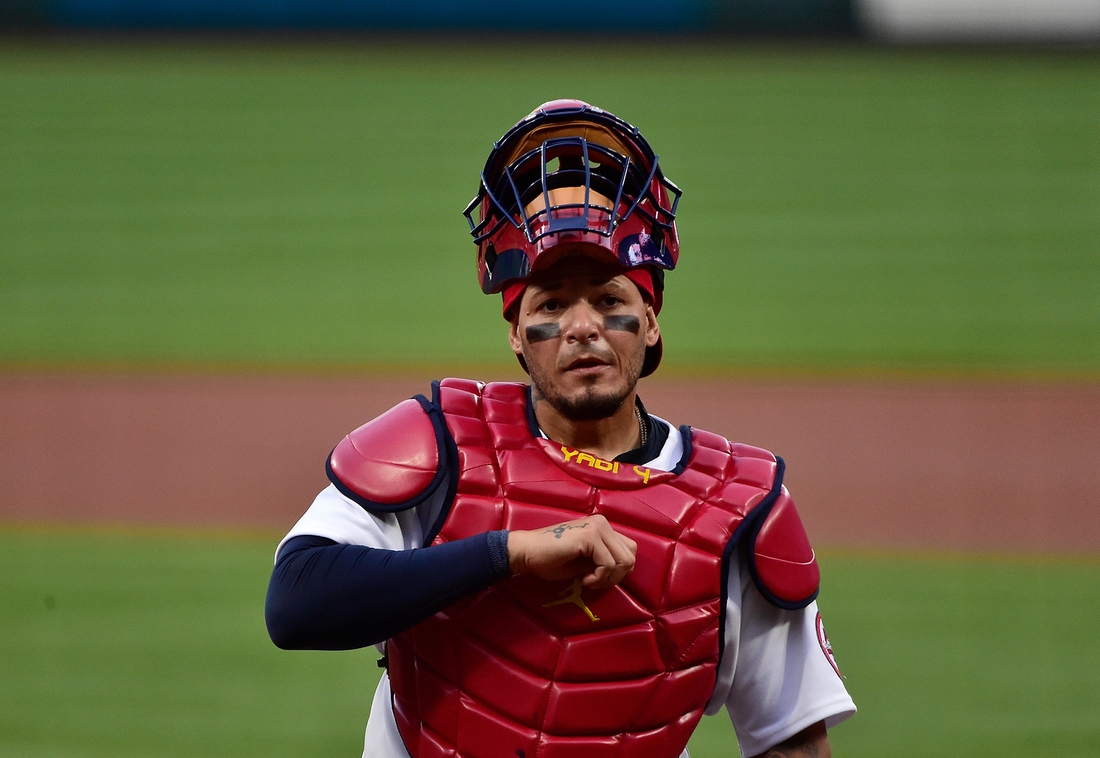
[562,346,616,369]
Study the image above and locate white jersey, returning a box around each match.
[280,415,855,757]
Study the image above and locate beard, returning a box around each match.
[533,380,630,421]
[525,346,645,422]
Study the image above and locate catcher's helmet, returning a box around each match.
[465,100,681,307]
[464,99,681,376]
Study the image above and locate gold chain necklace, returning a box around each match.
[635,404,648,447]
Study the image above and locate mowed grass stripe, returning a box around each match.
[1,42,1097,375]
[1,528,1098,757]
[0,527,378,758]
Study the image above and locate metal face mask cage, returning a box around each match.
[465,134,682,295]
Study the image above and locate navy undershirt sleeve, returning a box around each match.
[265,531,511,651]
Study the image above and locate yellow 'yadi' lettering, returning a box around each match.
[560,445,652,484]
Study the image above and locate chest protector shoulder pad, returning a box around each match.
[326,395,449,511]
[376,379,819,758]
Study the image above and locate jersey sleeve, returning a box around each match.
[267,476,511,651]
[708,550,856,756]
[275,482,440,558]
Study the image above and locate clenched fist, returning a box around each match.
[507,515,637,589]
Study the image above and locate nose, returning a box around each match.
[561,301,601,344]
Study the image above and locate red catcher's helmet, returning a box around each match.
[464,100,681,377]
[464,99,681,307]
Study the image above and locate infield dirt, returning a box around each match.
[1,373,1097,554]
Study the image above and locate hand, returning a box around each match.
[507,515,637,589]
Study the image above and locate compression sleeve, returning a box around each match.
[265,531,512,651]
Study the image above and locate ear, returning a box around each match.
[644,304,660,348]
[508,318,524,356]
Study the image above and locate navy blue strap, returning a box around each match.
[613,396,669,465]
[265,532,511,651]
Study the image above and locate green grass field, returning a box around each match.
[2,39,1098,758]
[2,528,1098,757]
[1,41,1097,375]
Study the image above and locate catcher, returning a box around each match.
[266,100,855,758]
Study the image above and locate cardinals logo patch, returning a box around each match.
[816,611,843,679]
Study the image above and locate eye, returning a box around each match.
[537,298,562,313]
[599,295,623,308]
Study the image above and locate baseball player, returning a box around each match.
[266,100,855,758]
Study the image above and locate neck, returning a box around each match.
[532,390,642,461]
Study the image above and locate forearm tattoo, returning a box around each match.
[547,523,589,539]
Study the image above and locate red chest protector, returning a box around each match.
[327,379,819,758]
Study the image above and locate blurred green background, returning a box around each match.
[2,40,1098,758]
[3,528,1098,757]
[2,41,1097,375]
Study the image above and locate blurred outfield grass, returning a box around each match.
[1,41,1097,376]
[2,528,1098,758]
